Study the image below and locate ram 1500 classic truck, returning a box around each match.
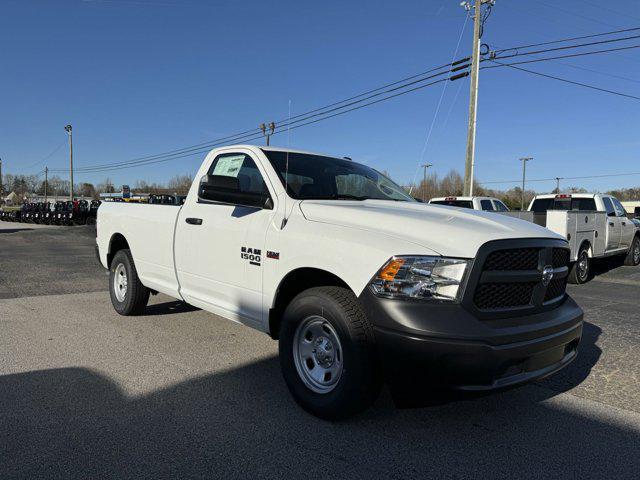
[500,193,640,284]
[96,145,584,419]
[429,196,510,212]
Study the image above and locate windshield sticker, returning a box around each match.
[213,155,245,177]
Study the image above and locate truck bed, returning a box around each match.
[497,210,608,261]
[97,202,182,297]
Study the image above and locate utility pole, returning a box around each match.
[519,157,533,210]
[44,167,48,203]
[260,122,276,146]
[555,177,561,193]
[65,124,73,200]
[462,0,495,197]
[421,163,432,202]
[0,158,3,204]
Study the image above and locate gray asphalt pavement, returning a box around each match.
[1,225,639,479]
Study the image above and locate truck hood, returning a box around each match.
[299,199,564,258]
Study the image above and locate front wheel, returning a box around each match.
[568,245,591,284]
[109,249,150,315]
[278,286,382,420]
[624,235,640,266]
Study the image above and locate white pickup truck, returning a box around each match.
[96,145,583,419]
[429,196,510,212]
[502,194,640,284]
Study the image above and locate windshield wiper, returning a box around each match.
[331,194,368,201]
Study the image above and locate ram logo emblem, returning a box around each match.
[542,266,554,286]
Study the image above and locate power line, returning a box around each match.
[55,68,468,174]
[23,140,67,170]
[481,171,640,186]
[534,0,621,29]
[493,26,640,54]
[484,43,640,72]
[489,33,640,61]
[62,59,465,173]
[488,59,640,102]
[53,76,462,174]
[485,44,640,84]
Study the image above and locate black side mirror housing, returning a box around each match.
[198,175,272,210]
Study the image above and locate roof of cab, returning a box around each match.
[533,193,598,199]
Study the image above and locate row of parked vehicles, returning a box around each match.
[0,200,102,225]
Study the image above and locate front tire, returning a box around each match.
[109,249,150,315]
[279,286,382,420]
[624,235,640,266]
[568,245,591,284]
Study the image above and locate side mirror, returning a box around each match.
[198,175,272,210]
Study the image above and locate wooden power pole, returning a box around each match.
[463,0,495,197]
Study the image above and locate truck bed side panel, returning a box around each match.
[97,203,181,298]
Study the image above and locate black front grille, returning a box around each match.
[552,248,570,268]
[471,244,569,313]
[483,248,540,271]
[474,282,537,309]
[544,277,567,302]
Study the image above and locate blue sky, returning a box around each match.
[1,0,639,193]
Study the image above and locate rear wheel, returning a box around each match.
[568,245,591,284]
[109,249,150,315]
[279,286,381,420]
[624,235,640,266]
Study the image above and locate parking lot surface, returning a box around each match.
[1,225,639,479]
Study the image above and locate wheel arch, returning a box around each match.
[268,267,352,340]
[107,233,130,269]
[578,239,593,258]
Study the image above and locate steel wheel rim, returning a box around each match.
[634,241,640,264]
[293,315,343,394]
[113,263,128,302]
[578,252,589,280]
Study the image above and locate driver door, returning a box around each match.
[174,151,276,328]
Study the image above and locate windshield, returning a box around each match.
[430,199,474,209]
[262,150,415,202]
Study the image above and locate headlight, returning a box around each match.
[370,256,469,302]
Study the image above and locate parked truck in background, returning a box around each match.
[502,194,640,284]
[429,196,510,212]
[96,145,583,419]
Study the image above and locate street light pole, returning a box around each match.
[555,177,561,193]
[519,157,533,210]
[65,124,73,200]
[44,167,48,203]
[421,163,432,202]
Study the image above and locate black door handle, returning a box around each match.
[622,222,626,226]
[609,222,615,227]
[185,217,203,225]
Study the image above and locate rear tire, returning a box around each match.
[624,235,640,266]
[109,249,150,315]
[568,245,591,284]
[278,286,382,420]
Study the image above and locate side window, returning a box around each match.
[208,153,268,196]
[480,199,494,211]
[612,198,627,218]
[602,197,616,217]
[493,200,509,212]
